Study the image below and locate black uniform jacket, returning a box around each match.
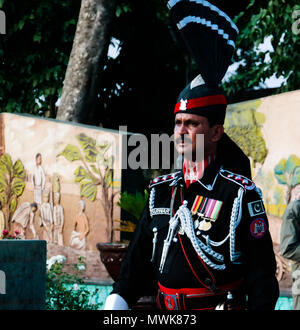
[112,159,279,310]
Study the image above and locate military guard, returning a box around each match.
[104,0,279,310]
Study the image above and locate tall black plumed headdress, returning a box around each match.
[169,0,252,178]
[168,0,239,125]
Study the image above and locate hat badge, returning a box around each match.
[179,99,188,111]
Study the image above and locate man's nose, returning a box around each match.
[176,123,188,134]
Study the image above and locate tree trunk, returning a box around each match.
[56,0,116,124]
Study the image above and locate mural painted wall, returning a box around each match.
[225,88,300,293]
[1,89,299,288]
[0,113,125,282]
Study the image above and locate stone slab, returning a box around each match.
[0,240,46,310]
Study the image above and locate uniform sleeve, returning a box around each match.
[111,201,157,307]
[280,201,300,262]
[240,188,279,310]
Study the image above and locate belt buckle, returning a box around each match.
[163,293,179,310]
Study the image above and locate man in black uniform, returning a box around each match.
[104,0,279,310]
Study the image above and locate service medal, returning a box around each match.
[191,195,223,231]
[199,219,212,231]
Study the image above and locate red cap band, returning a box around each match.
[174,95,227,114]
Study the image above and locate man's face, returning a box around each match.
[36,155,42,166]
[174,113,223,160]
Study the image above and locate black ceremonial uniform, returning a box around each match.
[112,158,279,310]
[110,0,279,310]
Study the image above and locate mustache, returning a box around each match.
[175,136,193,144]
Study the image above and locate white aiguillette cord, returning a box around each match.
[151,186,178,264]
[158,186,180,272]
[159,197,225,273]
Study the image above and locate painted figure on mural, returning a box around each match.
[280,188,300,310]
[11,202,38,239]
[32,153,46,206]
[39,190,53,243]
[53,192,64,246]
[0,201,5,238]
[69,199,89,250]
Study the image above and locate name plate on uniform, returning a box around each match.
[0,240,46,310]
[150,208,171,217]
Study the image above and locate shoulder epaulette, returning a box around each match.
[220,168,256,190]
[149,171,181,189]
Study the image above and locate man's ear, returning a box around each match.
[211,125,224,143]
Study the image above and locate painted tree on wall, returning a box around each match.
[224,99,268,168]
[274,154,300,203]
[58,133,118,242]
[0,154,26,229]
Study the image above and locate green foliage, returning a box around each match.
[58,144,82,162]
[46,257,101,310]
[58,133,114,202]
[224,0,300,97]
[225,100,268,167]
[118,190,148,220]
[226,126,268,167]
[274,154,300,188]
[0,153,26,214]
[0,0,81,116]
[115,190,148,233]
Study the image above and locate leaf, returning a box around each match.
[97,142,110,150]
[274,173,288,185]
[9,197,17,213]
[73,166,97,185]
[74,166,88,183]
[0,175,7,192]
[76,134,98,163]
[90,164,100,176]
[11,178,25,196]
[33,32,42,43]
[291,166,300,187]
[274,158,286,175]
[0,154,13,175]
[58,145,81,162]
[84,149,97,163]
[76,133,96,149]
[286,154,300,175]
[104,168,113,187]
[13,159,26,179]
[0,192,7,205]
[80,181,97,201]
[114,219,136,233]
[118,191,148,220]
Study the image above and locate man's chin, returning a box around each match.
[176,147,193,159]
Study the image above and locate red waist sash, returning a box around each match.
[157,280,243,310]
